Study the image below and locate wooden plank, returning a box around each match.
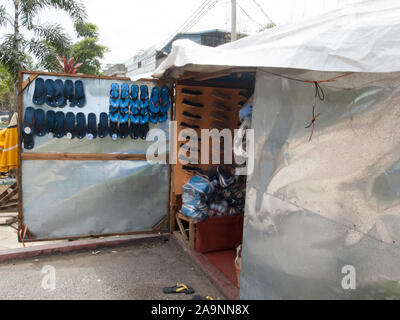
[0,182,17,202]
[23,230,168,242]
[0,188,18,206]
[19,74,38,95]
[17,71,23,232]
[20,70,130,81]
[176,214,188,241]
[189,220,196,251]
[152,216,168,231]
[21,153,150,161]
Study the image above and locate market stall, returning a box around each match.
[152,0,400,300]
[18,71,172,240]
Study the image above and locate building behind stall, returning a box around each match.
[125,29,231,78]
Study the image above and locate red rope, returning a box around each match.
[305,72,354,142]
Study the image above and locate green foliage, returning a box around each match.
[258,22,276,32]
[70,22,108,75]
[0,63,13,112]
[0,0,87,110]
[75,21,99,38]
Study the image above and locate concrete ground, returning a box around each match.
[0,224,66,250]
[0,237,223,300]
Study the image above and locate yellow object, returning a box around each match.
[0,113,18,173]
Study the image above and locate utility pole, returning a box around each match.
[231,0,237,42]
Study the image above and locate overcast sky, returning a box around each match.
[1,0,361,66]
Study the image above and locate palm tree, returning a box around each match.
[0,63,14,114]
[0,0,87,112]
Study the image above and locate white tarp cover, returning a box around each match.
[153,0,400,79]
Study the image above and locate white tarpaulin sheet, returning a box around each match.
[153,0,400,79]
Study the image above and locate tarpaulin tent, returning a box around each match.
[151,0,400,299]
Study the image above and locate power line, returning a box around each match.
[159,0,214,49]
[181,0,220,33]
[251,0,275,25]
[237,1,263,26]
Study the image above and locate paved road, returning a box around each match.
[0,238,223,300]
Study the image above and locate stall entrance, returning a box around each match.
[170,73,255,291]
[18,71,171,242]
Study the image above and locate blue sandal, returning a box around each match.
[73,80,86,108]
[23,107,35,135]
[65,112,76,139]
[54,79,66,107]
[87,113,97,140]
[159,86,170,123]
[22,107,36,150]
[64,79,74,107]
[32,78,45,105]
[46,110,56,137]
[129,114,140,140]
[109,112,119,141]
[54,111,66,138]
[149,86,160,124]
[119,112,129,139]
[110,83,120,108]
[98,112,109,138]
[34,109,46,136]
[45,79,56,107]
[75,112,87,139]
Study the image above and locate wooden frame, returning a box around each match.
[175,212,196,251]
[17,70,172,242]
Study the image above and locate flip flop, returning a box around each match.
[45,79,56,107]
[130,85,139,106]
[34,109,46,136]
[54,111,65,138]
[139,114,149,140]
[119,97,130,113]
[87,113,97,140]
[54,79,66,107]
[160,86,170,113]
[73,80,86,108]
[32,77,45,105]
[23,107,35,135]
[129,114,140,140]
[158,112,168,123]
[119,112,129,139]
[120,83,130,100]
[65,112,76,139]
[110,83,119,99]
[109,105,119,113]
[109,112,119,141]
[64,79,75,107]
[163,283,195,295]
[22,132,35,150]
[98,112,109,138]
[139,85,149,109]
[46,110,56,137]
[76,112,87,139]
[149,86,160,124]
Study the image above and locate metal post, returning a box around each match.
[231,0,237,41]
